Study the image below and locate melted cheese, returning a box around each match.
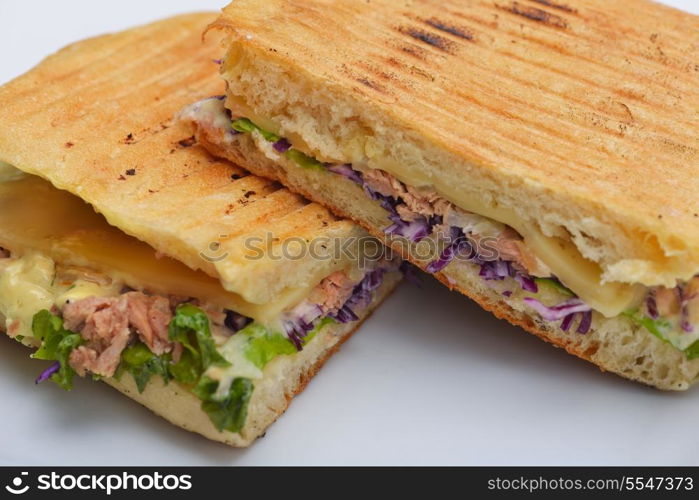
[54,279,122,308]
[0,252,124,338]
[0,169,320,328]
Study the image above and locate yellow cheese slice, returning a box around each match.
[0,169,318,328]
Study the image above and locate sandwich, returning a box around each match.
[0,13,402,446]
[188,0,699,389]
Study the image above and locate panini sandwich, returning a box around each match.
[0,13,401,446]
[190,0,699,389]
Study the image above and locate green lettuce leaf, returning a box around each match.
[193,376,254,433]
[284,149,325,170]
[242,317,334,369]
[119,343,171,393]
[31,310,84,390]
[231,117,281,142]
[242,324,297,370]
[231,116,325,170]
[623,310,673,343]
[623,310,699,360]
[168,304,230,385]
[685,340,699,360]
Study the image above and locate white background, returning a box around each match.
[0,0,697,466]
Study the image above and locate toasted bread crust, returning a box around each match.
[213,0,699,286]
[0,12,367,305]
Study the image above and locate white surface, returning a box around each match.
[0,0,698,466]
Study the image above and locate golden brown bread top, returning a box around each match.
[0,13,365,304]
[214,0,699,282]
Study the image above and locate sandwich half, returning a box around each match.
[0,13,401,446]
[190,0,699,389]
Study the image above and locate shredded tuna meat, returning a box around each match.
[403,184,450,218]
[364,168,406,198]
[63,292,174,377]
[123,293,173,355]
[363,169,447,220]
[490,230,550,277]
[69,332,130,377]
[313,271,357,313]
[365,168,551,276]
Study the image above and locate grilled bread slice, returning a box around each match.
[194,0,699,389]
[0,13,401,446]
[0,12,370,307]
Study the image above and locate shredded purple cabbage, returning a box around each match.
[323,163,438,243]
[329,268,386,324]
[283,301,324,350]
[362,268,385,292]
[284,267,392,349]
[385,216,430,242]
[273,138,292,153]
[283,320,315,351]
[479,260,509,280]
[330,305,359,324]
[646,292,659,319]
[523,297,591,322]
[225,310,253,332]
[514,273,538,293]
[35,361,60,385]
[576,310,593,334]
[524,297,593,332]
[425,230,468,273]
[327,164,363,185]
[477,259,538,294]
[560,313,575,332]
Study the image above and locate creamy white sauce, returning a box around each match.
[206,333,264,400]
[0,252,55,337]
[179,98,237,146]
[0,250,122,338]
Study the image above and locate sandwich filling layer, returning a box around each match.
[0,167,400,434]
[185,98,699,361]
